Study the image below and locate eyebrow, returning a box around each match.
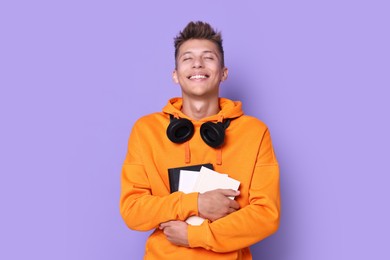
[180,50,218,57]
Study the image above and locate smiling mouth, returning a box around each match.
[188,74,209,80]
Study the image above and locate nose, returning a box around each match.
[192,57,204,68]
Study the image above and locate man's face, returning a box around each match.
[173,39,228,99]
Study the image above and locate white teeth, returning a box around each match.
[189,75,207,79]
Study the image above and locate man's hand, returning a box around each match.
[198,189,240,222]
[159,221,189,247]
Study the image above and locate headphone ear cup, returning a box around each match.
[166,118,194,143]
[200,122,225,148]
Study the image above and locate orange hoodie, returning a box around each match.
[120,97,280,260]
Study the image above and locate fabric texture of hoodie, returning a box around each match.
[120,97,280,260]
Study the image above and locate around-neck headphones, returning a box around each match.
[166,115,231,148]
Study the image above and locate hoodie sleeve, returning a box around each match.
[120,120,199,231]
[187,129,280,252]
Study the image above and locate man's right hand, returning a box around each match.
[197,189,240,222]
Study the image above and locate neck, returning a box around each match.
[181,96,220,120]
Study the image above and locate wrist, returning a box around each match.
[197,192,204,217]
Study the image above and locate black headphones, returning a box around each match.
[166,115,231,148]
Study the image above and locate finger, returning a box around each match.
[227,207,237,214]
[218,189,240,197]
[159,222,171,229]
[229,199,240,210]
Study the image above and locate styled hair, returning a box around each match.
[174,21,224,67]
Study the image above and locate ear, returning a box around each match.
[221,67,228,82]
[172,70,179,84]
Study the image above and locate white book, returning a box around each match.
[178,170,199,194]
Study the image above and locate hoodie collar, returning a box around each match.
[162,97,243,122]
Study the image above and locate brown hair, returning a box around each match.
[174,21,224,67]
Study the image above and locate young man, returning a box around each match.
[120,21,280,259]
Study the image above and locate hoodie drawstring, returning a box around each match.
[216,148,222,165]
[184,141,191,164]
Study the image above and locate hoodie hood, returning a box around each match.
[162,97,244,122]
[162,97,244,165]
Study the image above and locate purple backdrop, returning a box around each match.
[1,0,389,259]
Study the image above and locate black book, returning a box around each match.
[168,163,213,193]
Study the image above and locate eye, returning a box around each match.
[183,57,192,61]
[204,56,214,60]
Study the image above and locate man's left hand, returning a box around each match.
[159,220,189,247]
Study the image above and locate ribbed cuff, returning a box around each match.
[180,192,199,219]
[187,221,209,249]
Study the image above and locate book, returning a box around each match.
[167,163,213,193]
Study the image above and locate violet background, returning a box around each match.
[1,0,389,259]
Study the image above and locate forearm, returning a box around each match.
[120,189,199,231]
[188,201,280,252]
